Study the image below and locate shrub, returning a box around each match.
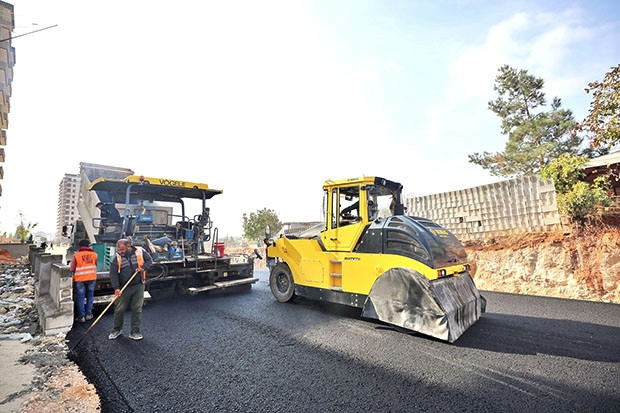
[540,154,587,195]
[557,181,611,224]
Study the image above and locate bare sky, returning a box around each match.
[1,0,619,238]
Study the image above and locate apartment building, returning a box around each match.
[0,1,14,196]
[55,173,81,242]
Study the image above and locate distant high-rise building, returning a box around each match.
[0,1,14,197]
[56,174,81,242]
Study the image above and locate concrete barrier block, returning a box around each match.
[59,274,72,290]
[35,254,52,295]
[29,246,45,272]
[60,288,72,302]
[59,300,73,314]
[32,253,43,278]
[43,315,73,336]
[36,294,73,336]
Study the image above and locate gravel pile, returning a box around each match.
[1,262,40,341]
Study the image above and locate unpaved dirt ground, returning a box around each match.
[0,256,101,412]
[20,364,99,413]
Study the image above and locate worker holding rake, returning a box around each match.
[108,238,153,341]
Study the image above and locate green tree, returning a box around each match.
[582,64,620,148]
[469,65,581,177]
[242,208,282,243]
[14,211,37,243]
[579,145,610,159]
[540,153,588,195]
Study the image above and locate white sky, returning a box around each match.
[1,0,619,238]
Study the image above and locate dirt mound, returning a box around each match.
[0,248,15,263]
[463,230,567,252]
[22,365,99,413]
[227,246,268,269]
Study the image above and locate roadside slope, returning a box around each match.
[466,225,620,304]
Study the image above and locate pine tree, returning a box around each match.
[469,65,580,177]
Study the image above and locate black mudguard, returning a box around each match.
[362,267,486,343]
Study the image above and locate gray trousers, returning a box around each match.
[113,283,145,334]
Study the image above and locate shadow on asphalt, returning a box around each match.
[279,296,620,363]
[453,312,620,362]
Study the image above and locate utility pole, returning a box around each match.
[0,24,58,43]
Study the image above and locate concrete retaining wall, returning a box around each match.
[0,242,32,259]
[405,176,562,241]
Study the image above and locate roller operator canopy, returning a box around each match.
[323,176,403,195]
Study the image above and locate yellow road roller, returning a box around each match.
[268,176,486,343]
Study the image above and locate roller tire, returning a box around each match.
[270,263,296,302]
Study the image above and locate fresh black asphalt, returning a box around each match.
[67,269,620,412]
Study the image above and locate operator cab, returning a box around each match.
[320,177,405,252]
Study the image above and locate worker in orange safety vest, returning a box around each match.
[69,239,98,323]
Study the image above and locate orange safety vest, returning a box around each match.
[72,250,98,282]
[116,246,145,272]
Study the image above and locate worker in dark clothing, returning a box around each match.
[108,238,153,341]
[341,201,359,217]
[264,238,276,273]
[340,200,360,226]
[96,202,122,223]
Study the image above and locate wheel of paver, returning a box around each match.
[270,262,296,302]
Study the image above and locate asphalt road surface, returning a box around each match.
[67,269,620,413]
